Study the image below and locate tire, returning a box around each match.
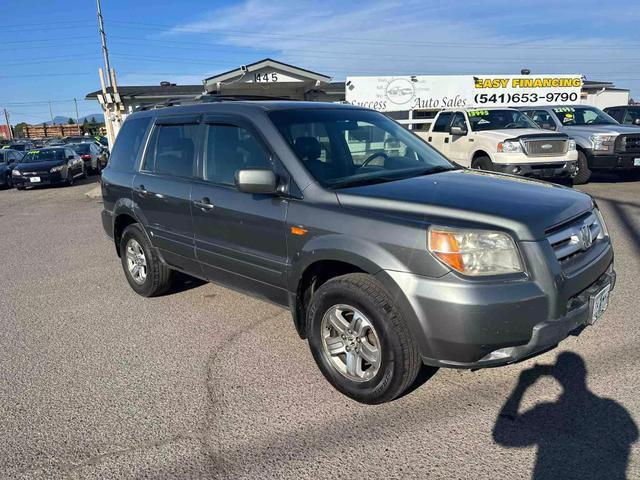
[66,171,74,186]
[473,156,494,172]
[81,165,88,179]
[119,223,173,297]
[572,150,591,185]
[306,273,422,404]
[16,185,25,190]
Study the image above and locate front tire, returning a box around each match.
[473,156,494,172]
[66,171,74,186]
[119,224,173,297]
[572,150,591,185]
[306,273,422,404]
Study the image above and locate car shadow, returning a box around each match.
[492,352,638,479]
[165,271,207,295]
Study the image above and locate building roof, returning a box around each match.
[203,58,331,84]
[85,84,203,100]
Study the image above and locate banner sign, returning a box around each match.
[345,74,583,112]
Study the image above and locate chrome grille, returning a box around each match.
[523,139,567,156]
[546,211,602,261]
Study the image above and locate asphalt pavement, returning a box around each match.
[0,174,638,479]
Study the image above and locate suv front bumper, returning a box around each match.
[587,151,640,170]
[492,161,576,178]
[377,239,614,369]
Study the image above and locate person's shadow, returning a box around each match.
[493,352,638,479]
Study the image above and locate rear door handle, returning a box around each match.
[193,197,214,211]
[427,136,432,142]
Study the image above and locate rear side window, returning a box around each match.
[143,124,199,178]
[108,117,151,172]
[432,113,452,132]
[204,124,272,185]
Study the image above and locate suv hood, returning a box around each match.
[336,170,593,241]
[473,128,559,141]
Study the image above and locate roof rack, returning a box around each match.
[134,94,298,112]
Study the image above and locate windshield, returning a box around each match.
[468,109,538,131]
[552,106,617,126]
[268,108,455,188]
[20,149,66,163]
[10,144,26,151]
[70,143,90,153]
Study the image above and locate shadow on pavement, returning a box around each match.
[165,271,207,295]
[493,352,638,480]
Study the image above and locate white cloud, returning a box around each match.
[164,0,640,96]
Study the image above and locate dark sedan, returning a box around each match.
[68,142,108,174]
[0,149,23,189]
[12,147,85,189]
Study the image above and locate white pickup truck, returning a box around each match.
[417,108,578,180]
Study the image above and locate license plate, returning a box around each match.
[589,284,611,325]
[634,158,640,166]
[29,177,41,183]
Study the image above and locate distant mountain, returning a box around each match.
[43,114,104,125]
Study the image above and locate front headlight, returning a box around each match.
[589,135,615,152]
[12,169,20,176]
[428,227,524,276]
[50,165,65,173]
[594,209,609,240]
[568,139,576,151]
[497,141,522,153]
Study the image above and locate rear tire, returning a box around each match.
[572,150,591,185]
[306,273,422,404]
[66,172,74,186]
[473,156,494,172]
[120,223,173,297]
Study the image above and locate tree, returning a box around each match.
[68,118,75,124]
[14,122,28,138]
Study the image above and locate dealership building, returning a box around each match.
[86,57,631,133]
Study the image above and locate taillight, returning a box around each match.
[81,154,92,159]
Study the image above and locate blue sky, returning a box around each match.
[1,0,639,125]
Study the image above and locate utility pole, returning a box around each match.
[48,101,54,124]
[3,109,13,140]
[96,0,112,88]
[73,98,79,124]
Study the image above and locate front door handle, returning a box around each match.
[193,197,214,211]
[444,137,450,143]
[135,184,148,196]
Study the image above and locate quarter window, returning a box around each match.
[143,123,199,178]
[204,124,272,185]
[108,116,151,172]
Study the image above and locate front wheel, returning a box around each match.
[66,171,74,186]
[572,150,591,185]
[473,156,494,172]
[306,273,422,404]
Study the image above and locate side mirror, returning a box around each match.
[450,125,467,136]
[634,118,640,126]
[235,168,278,194]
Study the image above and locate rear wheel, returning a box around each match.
[120,224,173,297]
[307,273,422,404]
[572,150,591,185]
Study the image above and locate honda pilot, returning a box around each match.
[101,101,615,404]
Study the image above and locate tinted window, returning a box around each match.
[623,108,640,125]
[468,109,538,131]
[432,113,453,132]
[524,110,556,130]
[71,143,91,154]
[108,117,151,172]
[605,108,623,122]
[450,112,467,130]
[204,124,272,185]
[143,123,199,178]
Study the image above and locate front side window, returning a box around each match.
[432,112,453,132]
[204,124,272,185]
[468,109,538,131]
[143,123,199,178]
[450,112,467,130]
[551,106,617,126]
[269,108,454,188]
[623,108,640,125]
[109,116,151,172]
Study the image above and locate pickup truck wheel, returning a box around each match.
[120,224,173,297]
[473,156,494,172]
[307,273,421,404]
[572,151,591,185]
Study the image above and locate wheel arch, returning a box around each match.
[471,149,492,167]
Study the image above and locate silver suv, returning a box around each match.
[519,105,640,184]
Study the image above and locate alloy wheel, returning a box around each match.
[125,239,148,285]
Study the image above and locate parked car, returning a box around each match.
[12,147,85,189]
[68,142,108,174]
[0,149,23,188]
[604,105,640,127]
[419,108,577,181]
[101,101,615,404]
[6,142,33,153]
[519,105,640,183]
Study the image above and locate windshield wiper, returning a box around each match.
[329,165,457,189]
